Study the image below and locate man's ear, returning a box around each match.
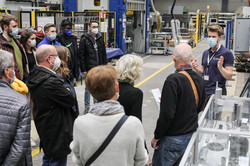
[45,31,49,36]
[4,68,9,76]
[3,25,8,31]
[172,55,176,62]
[218,35,222,41]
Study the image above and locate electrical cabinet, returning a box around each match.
[233,18,250,52]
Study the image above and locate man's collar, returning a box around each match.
[38,65,56,74]
[175,64,192,73]
[3,32,12,42]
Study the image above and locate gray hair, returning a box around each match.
[173,43,192,62]
[0,50,13,78]
[116,54,143,84]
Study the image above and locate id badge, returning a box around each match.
[204,75,209,81]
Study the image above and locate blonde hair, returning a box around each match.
[116,54,143,84]
[44,23,56,32]
[86,65,117,102]
[207,24,223,36]
[54,46,70,80]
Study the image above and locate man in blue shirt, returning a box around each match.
[192,24,234,101]
[37,23,61,48]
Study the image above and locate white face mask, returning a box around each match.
[53,56,61,69]
[29,39,36,47]
[92,28,98,35]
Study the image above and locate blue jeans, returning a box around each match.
[84,75,98,107]
[84,86,98,107]
[42,154,67,166]
[152,132,193,166]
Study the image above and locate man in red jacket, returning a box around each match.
[0,14,29,81]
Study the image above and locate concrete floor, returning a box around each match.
[31,38,248,165]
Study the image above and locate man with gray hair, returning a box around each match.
[26,44,75,166]
[0,50,32,166]
[151,43,206,166]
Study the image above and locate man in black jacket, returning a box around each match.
[79,20,107,112]
[151,43,206,166]
[26,44,76,166]
[56,19,79,83]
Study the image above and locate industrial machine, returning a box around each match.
[148,0,192,55]
[77,0,150,54]
[233,6,250,72]
[180,88,250,166]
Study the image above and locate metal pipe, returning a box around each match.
[150,0,157,13]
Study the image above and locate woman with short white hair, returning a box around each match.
[116,54,143,121]
[116,54,152,165]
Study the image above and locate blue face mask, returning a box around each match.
[207,37,217,48]
[65,30,72,36]
[10,28,19,37]
[48,34,56,41]
[7,68,15,84]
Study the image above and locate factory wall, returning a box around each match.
[154,0,249,13]
[0,0,62,11]
[0,0,32,11]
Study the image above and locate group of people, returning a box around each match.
[0,12,234,166]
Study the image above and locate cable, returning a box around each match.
[171,0,177,19]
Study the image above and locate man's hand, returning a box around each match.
[217,56,224,69]
[148,156,152,166]
[192,59,199,72]
[151,138,160,150]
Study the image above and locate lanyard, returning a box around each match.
[206,44,221,75]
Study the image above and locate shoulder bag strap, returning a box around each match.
[85,115,128,166]
[179,71,199,107]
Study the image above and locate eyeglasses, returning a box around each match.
[7,66,15,69]
[91,26,99,28]
[4,66,15,73]
[49,54,58,57]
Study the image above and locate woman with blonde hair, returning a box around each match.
[54,46,79,117]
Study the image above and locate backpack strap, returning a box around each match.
[179,71,199,107]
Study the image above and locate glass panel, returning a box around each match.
[200,96,250,133]
[181,95,250,166]
[183,131,250,166]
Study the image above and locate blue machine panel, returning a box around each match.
[109,0,126,54]
[145,0,150,53]
[64,0,77,12]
